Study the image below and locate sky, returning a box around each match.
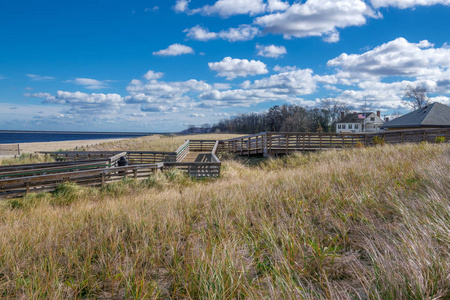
[1,0,450,132]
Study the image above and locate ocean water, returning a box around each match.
[0,131,155,144]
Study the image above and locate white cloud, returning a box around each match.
[218,25,260,42]
[145,6,159,12]
[267,0,290,11]
[125,72,213,112]
[198,68,317,108]
[196,0,267,17]
[68,78,111,89]
[249,69,316,94]
[153,44,194,56]
[256,44,287,58]
[184,25,218,41]
[371,0,450,8]
[173,0,190,12]
[254,0,378,42]
[208,57,269,80]
[185,24,259,42]
[144,70,164,80]
[213,83,232,90]
[28,91,125,114]
[190,113,206,117]
[327,37,450,78]
[273,65,297,72]
[26,74,55,81]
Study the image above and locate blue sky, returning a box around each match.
[1,0,450,132]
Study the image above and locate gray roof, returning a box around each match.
[338,112,373,124]
[381,102,450,129]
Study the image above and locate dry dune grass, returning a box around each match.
[0,143,449,299]
[86,134,243,152]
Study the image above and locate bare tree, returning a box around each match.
[403,85,429,110]
[321,98,349,131]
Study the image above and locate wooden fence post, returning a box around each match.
[285,134,289,154]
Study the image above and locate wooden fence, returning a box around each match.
[0,144,20,155]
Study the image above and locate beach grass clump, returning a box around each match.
[0,143,448,299]
[0,153,54,165]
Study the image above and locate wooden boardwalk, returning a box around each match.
[219,128,449,157]
[181,152,213,163]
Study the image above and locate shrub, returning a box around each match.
[372,135,386,146]
[435,136,445,143]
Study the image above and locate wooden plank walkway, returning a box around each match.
[219,128,449,157]
[181,152,213,163]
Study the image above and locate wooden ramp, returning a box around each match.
[181,152,213,163]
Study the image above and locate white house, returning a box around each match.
[336,111,385,133]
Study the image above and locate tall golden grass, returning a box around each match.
[0,153,53,166]
[0,142,449,299]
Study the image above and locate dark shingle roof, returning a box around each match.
[381,102,450,128]
[338,112,373,123]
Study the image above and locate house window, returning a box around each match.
[370,117,375,121]
[355,124,359,129]
[338,124,341,129]
[342,124,346,129]
[348,124,353,129]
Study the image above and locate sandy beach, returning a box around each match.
[0,138,130,157]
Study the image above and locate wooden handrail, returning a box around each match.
[221,132,266,142]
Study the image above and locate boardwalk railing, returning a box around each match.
[220,128,449,156]
[0,144,20,155]
[40,151,177,164]
[0,163,163,198]
[219,133,267,156]
[175,140,190,162]
[189,140,217,152]
[164,140,221,178]
[0,161,110,179]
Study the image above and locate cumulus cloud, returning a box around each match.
[198,68,317,108]
[125,72,213,112]
[254,0,378,42]
[327,37,450,78]
[153,44,194,56]
[273,65,297,72]
[370,0,450,8]
[267,0,290,11]
[28,91,124,114]
[184,25,218,41]
[67,78,111,89]
[185,25,259,42]
[256,44,287,58]
[249,69,316,94]
[173,0,190,12]
[195,0,267,17]
[208,57,269,80]
[144,70,164,80]
[26,74,55,81]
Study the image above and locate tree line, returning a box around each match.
[210,100,349,134]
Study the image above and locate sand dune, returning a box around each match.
[15,138,130,154]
